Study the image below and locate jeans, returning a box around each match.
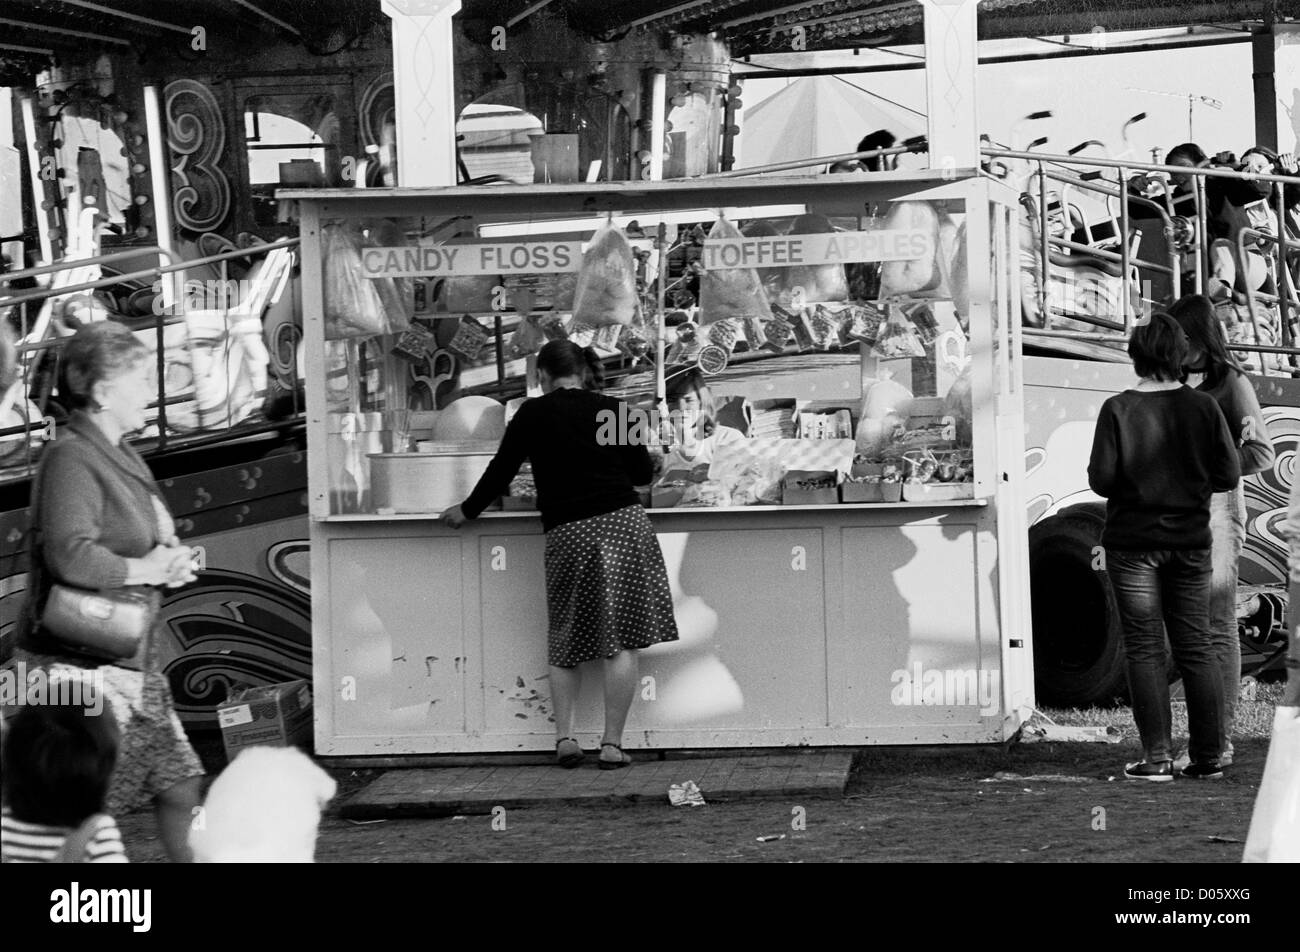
[1209,487,1245,757]
[1106,547,1225,764]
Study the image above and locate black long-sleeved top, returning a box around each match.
[1087,386,1240,551]
[1196,367,1274,477]
[461,387,654,531]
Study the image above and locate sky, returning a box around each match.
[738,36,1262,169]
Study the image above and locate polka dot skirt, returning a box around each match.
[544,505,680,668]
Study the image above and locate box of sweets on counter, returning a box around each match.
[797,407,854,440]
[652,463,710,508]
[217,680,313,760]
[782,470,839,506]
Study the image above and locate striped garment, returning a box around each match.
[1,808,128,863]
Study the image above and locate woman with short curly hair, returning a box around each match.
[15,321,205,861]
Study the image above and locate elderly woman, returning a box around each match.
[15,321,204,861]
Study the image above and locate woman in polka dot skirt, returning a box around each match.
[444,341,679,768]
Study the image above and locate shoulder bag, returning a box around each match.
[27,446,161,663]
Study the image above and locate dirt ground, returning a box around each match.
[116,737,1270,863]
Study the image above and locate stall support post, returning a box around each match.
[143,85,178,315]
[380,0,462,187]
[919,0,981,171]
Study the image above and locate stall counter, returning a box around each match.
[312,501,1013,755]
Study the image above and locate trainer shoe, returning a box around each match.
[1179,761,1224,780]
[1124,760,1174,782]
[1173,748,1232,771]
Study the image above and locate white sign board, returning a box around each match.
[702,230,933,270]
[362,241,583,278]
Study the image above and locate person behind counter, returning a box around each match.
[441,341,680,769]
[1087,312,1240,783]
[659,368,746,476]
[1169,294,1274,770]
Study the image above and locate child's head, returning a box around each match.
[2,695,119,827]
[1128,312,1188,382]
[665,368,716,440]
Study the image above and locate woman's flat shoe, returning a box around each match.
[598,743,633,770]
[556,737,583,768]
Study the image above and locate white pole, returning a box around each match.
[380,0,462,187]
[649,71,667,181]
[143,85,177,312]
[919,0,981,169]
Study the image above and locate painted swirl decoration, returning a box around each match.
[165,79,231,233]
[1241,407,1300,585]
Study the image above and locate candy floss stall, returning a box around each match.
[284,171,1035,755]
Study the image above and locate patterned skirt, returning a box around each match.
[12,648,204,816]
[544,505,680,667]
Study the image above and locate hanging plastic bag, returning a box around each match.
[699,215,773,325]
[740,219,786,300]
[572,224,639,327]
[505,315,546,360]
[367,219,414,334]
[879,201,943,296]
[939,329,974,447]
[873,300,925,359]
[322,222,411,339]
[855,371,914,459]
[777,213,848,303]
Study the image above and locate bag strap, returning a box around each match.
[54,814,105,863]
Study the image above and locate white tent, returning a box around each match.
[736,76,925,175]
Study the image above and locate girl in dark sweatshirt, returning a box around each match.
[1169,294,1274,769]
[1088,312,1239,782]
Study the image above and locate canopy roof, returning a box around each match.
[736,75,924,173]
[0,0,1293,84]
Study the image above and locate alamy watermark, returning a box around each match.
[890,664,1000,717]
[0,662,106,716]
[595,403,700,447]
[149,276,259,316]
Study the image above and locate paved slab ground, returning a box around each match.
[338,751,854,817]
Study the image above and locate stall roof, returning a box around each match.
[0,0,1294,81]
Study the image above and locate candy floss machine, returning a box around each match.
[369,441,498,513]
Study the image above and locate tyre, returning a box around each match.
[1029,503,1129,707]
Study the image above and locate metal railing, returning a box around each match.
[703,143,1300,375]
[1,238,302,479]
[985,147,1300,374]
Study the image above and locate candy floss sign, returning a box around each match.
[702,229,933,270]
[361,241,584,277]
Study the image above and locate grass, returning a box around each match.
[1040,680,1287,743]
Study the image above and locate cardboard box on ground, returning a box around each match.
[217,680,313,760]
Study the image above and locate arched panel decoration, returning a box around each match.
[165,79,232,234]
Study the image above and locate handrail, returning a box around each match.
[1235,225,1300,371]
[982,147,1300,188]
[697,142,926,179]
[2,236,303,477]
[0,245,176,285]
[0,237,300,308]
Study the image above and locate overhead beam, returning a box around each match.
[53,0,194,36]
[731,32,1250,77]
[506,0,556,28]
[224,0,304,38]
[0,42,54,55]
[0,16,132,45]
